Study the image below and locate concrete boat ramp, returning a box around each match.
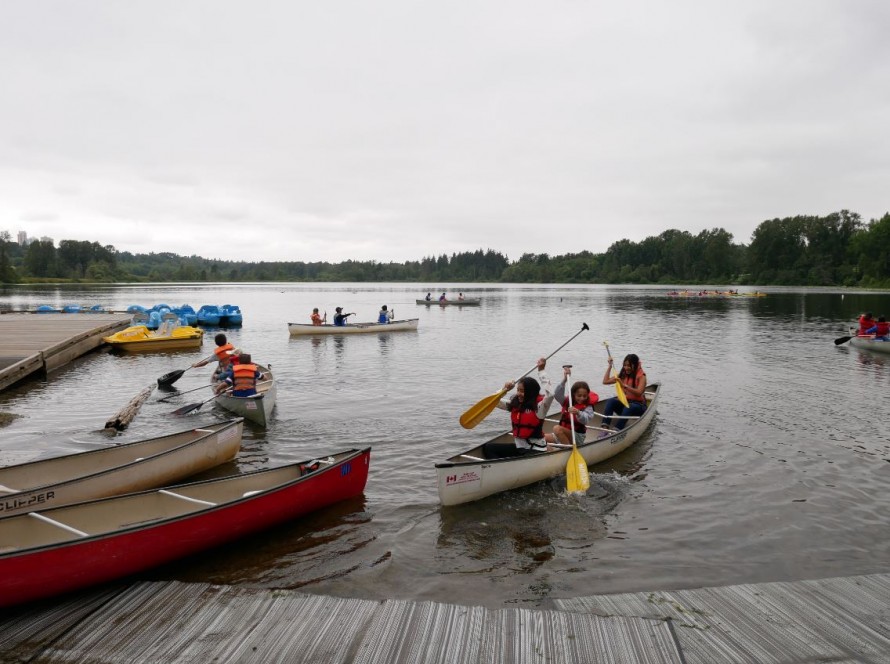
[3,572,888,663]
[0,313,131,391]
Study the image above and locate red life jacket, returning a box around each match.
[558,393,599,434]
[232,363,258,392]
[859,316,875,335]
[874,321,890,336]
[511,395,545,439]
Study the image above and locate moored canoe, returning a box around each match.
[0,419,243,516]
[0,447,370,608]
[436,383,661,506]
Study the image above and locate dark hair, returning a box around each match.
[381,305,388,310]
[879,316,886,323]
[618,354,640,380]
[239,353,251,363]
[509,376,541,411]
[571,380,591,402]
[335,307,342,312]
[214,333,227,346]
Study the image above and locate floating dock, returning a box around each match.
[0,313,132,391]
[3,573,889,663]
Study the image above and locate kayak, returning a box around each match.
[416,298,481,306]
[287,319,420,335]
[436,383,661,506]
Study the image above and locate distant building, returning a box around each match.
[17,231,26,245]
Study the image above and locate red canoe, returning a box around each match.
[0,448,370,608]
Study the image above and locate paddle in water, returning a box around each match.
[157,384,214,403]
[171,390,229,416]
[460,323,589,429]
[603,341,630,409]
[834,335,853,346]
[563,365,590,494]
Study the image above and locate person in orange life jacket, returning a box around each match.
[333,307,355,326]
[216,353,265,397]
[601,353,647,433]
[865,316,890,340]
[544,366,598,449]
[858,312,876,336]
[481,358,554,459]
[192,333,238,381]
[310,308,326,326]
[378,305,394,324]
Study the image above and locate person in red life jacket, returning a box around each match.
[544,365,598,449]
[192,333,238,381]
[865,316,890,340]
[216,353,265,397]
[310,308,326,326]
[858,312,876,336]
[601,353,647,433]
[482,357,554,458]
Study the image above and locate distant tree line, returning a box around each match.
[1,210,888,287]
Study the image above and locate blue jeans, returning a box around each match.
[601,398,646,431]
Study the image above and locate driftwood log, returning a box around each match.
[104,384,155,431]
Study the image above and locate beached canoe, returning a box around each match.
[213,364,276,427]
[287,319,420,335]
[849,335,890,354]
[0,447,370,608]
[436,383,661,506]
[0,419,243,517]
[103,324,203,352]
[415,298,481,306]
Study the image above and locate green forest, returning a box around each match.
[1,210,888,287]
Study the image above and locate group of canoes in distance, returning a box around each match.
[665,289,766,297]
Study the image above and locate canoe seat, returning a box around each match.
[159,489,216,507]
[459,454,485,461]
[0,484,17,494]
[29,512,89,538]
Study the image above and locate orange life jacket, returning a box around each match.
[511,395,545,439]
[232,363,258,393]
[310,312,322,325]
[620,366,647,403]
[214,342,235,362]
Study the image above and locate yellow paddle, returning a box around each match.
[563,365,590,494]
[459,323,590,429]
[603,341,630,408]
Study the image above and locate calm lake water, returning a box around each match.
[1,282,889,609]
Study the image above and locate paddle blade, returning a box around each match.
[459,388,508,429]
[566,446,590,493]
[614,375,630,408]
[157,369,185,387]
[834,336,853,346]
[170,401,203,416]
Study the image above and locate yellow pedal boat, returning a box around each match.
[104,325,203,352]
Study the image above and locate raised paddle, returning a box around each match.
[156,353,214,388]
[563,365,590,494]
[157,384,214,403]
[459,322,590,429]
[603,341,630,408]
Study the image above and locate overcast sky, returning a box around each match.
[1,1,888,264]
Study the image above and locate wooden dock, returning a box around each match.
[0,313,132,391]
[2,573,889,663]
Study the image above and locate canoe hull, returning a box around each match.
[849,336,890,354]
[0,420,243,516]
[288,319,420,335]
[214,365,276,427]
[0,448,370,608]
[415,299,480,306]
[436,383,660,506]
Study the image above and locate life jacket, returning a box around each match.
[378,311,389,323]
[859,315,875,335]
[559,393,598,434]
[510,395,545,440]
[871,321,890,336]
[232,363,258,393]
[214,343,235,367]
[310,312,322,325]
[621,365,647,403]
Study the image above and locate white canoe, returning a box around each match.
[436,383,661,506]
[850,336,890,354]
[0,419,243,516]
[287,319,420,335]
[415,299,481,306]
[214,364,276,427]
